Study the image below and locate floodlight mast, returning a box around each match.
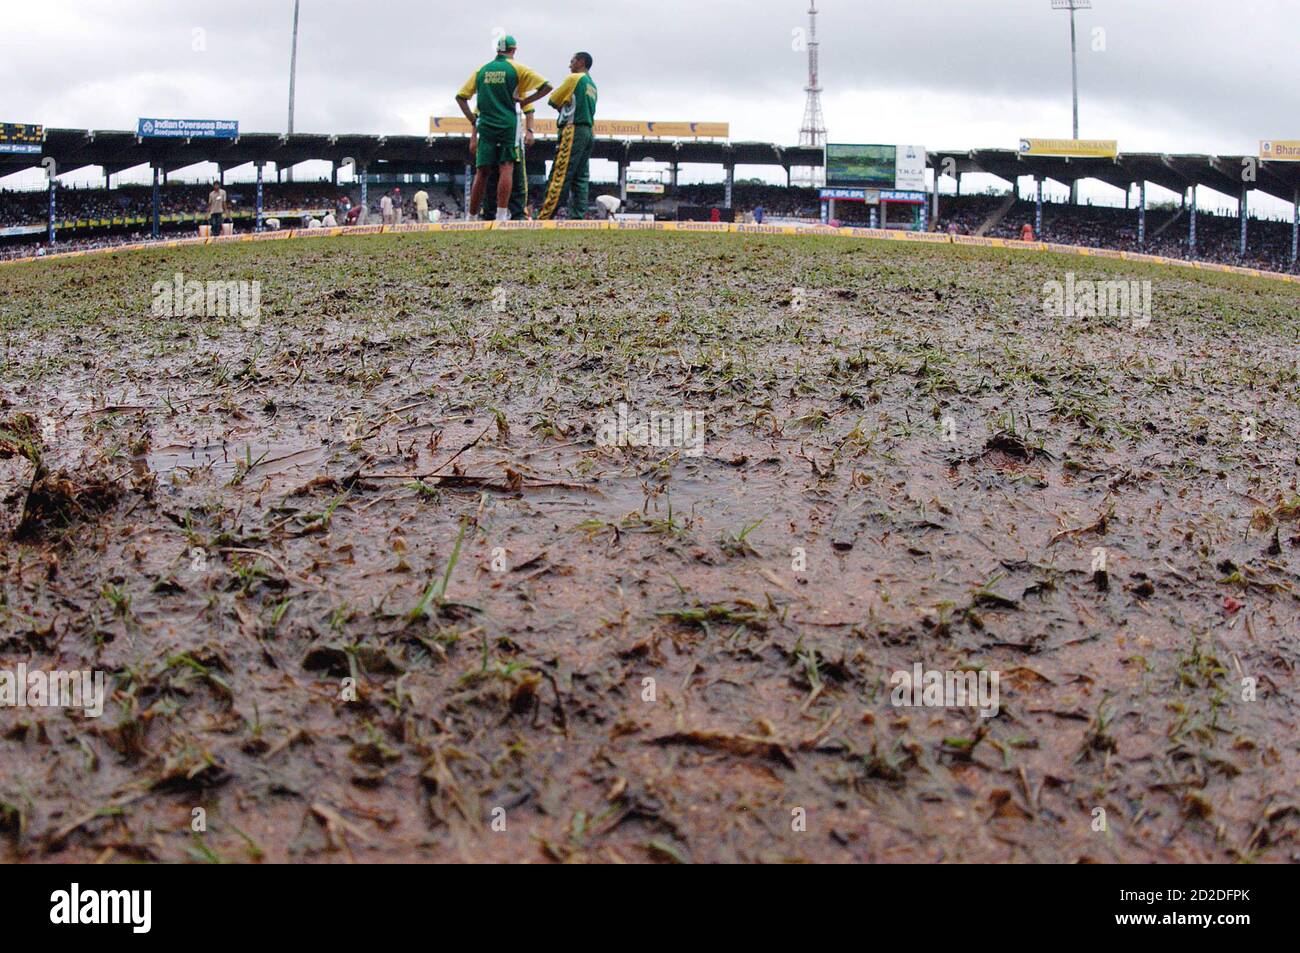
[797,1,827,187]
[286,0,301,182]
[1052,0,1091,202]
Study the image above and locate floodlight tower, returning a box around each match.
[1051,0,1090,202]
[286,0,301,182]
[797,0,827,187]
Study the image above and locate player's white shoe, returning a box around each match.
[495,209,510,222]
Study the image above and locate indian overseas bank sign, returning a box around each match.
[137,118,239,139]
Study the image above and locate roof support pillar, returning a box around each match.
[1188,186,1197,259]
[1138,180,1146,247]
[1239,184,1248,259]
[1291,187,1298,270]
[1035,176,1044,239]
[47,174,57,247]
[152,164,160,239]
[256,162,265,231]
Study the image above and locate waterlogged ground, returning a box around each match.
[1,230,1298,863]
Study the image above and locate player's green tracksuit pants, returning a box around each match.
[538,122,593,220]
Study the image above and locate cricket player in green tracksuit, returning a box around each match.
[538,52,598,220]
[456,34,550,220]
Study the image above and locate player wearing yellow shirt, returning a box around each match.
[537,52,598,220]
[455,34,551,220]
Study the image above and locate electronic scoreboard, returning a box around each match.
[0,123,44,155]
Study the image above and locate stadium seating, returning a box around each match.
[0,182,349,229]
[946,195,1295,273]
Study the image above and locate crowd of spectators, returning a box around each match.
[670,183,822,218]
[945,194,1297,273]
[935,194,1007,235]
[981,198,1156,249]
[0,233,156,261]
[0,181,468,254]
[0,182,352,228]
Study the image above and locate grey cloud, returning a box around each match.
[0,0,1293,149]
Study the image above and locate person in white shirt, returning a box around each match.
[208,181,228,233]
[414,189,429,223]
[380,193,394,225]
[322,211,338,227]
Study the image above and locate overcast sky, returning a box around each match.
[3,0,1297,211]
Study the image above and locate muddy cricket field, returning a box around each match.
[1,230,1297,863]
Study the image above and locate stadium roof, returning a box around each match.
[930,148,1300,205]
[2,128,824,180]
[5,130,1299,205]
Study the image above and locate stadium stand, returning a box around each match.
[940,195,1297,273]
[934,194,1004,235]
[0,182,346,228]
[4,184,1296,272]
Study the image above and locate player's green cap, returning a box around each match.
[497,34,517,53]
